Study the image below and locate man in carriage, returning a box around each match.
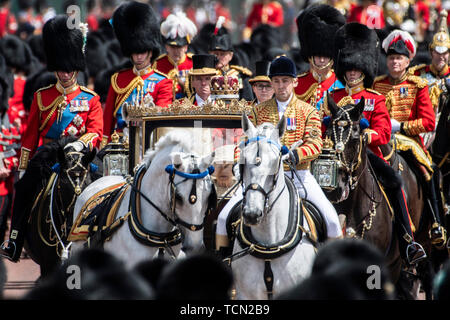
[215,56,343,257]
[102,1,173,149]
[152,12,197,100]
[294,4,346,116]
[249,60,275,106]
[372,29,447,249]
[0,15,103,262]
[324,22,427,265]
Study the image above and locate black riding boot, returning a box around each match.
[427,170,447,248]
[392,187,427,265]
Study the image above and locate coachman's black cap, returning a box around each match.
[269,56,297,78]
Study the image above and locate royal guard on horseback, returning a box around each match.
[249,60,275,105]
[294,4,345,115]
[102,1,173,148]
[373,29,447,251]
[0,15,103,262]
[408,10,450,148]
[152,12,197,100]
[326,22,427,265]
[215,56,343,257]
[207,16,254,102]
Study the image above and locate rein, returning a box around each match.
[128,161,215,258]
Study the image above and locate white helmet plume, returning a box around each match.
[160,12,197,43]
[382,29,416,59]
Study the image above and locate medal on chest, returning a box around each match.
[286,117,297,130]
[399,87,409,98]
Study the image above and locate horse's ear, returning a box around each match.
[242,113,255,134]
[82,148,97,167]
[354,97,365,118]
[57,145,66,167]
[327,92,339,117]
[170,152,183,169]
[200,151,215,169]
[276,115,286,139]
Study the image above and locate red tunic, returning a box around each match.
[8,75,27,135]
[103,67,173,146]
[347,4,385,29]
[19,84,103,170]
[328,86,392,159]
[373,74,435,148]
[295,70,344,116]
[246,1,284,29]
[152,53,193,99]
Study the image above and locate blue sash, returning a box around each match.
[316,79,344,110]
[46,91,92,139]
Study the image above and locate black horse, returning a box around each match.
[323,97,417,298]
[20,137,99,278]
[431,81,450,235]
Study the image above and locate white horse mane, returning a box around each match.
[143,130,194,167]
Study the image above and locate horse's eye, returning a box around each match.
[175,192,183,203]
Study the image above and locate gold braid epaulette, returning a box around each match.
[111,72,145,117]
[365,88,382,95]
[407,74,428,88]
[80,86,98,96]
[231,65,252,77]
[429,84,442,111]
[373,75,388,83]
[407,64,426,75]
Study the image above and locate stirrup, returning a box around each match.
[429,223,447,249]
[406,241,427,265]
[0,240,18,262]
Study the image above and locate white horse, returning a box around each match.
[230,115,317,300]
[71,130,216,269]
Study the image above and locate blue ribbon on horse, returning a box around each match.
[52,163,60,173]
[239,136,281,150]
[165,165,215,179]
[322,116,370,130]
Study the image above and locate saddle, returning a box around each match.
[68,182,129,247]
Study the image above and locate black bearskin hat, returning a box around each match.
[334,23,380,88]
[0,35,34,74]
[296,4,345,62]
[43,15,86,72]
[112,1,161,59]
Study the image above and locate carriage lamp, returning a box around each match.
[103,131,129,176]
[311,137,339,190]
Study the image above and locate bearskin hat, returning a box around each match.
[296,4,346,62]
[43,15,87,72]
[334,23,380,88]
[112,1,161,59]
[0,35,34,73]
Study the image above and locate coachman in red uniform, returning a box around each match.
[294,4,345,116]
[153,12,197,100]
[325,23,427,265]
[0,15,103,262]
[102,1,173,148]
[373,29,447,250]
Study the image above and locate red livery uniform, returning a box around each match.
[347,4,385,29]
[372,74,435,150]
[152,53,193,99]
[8,75,27,135]
[102,66,173,146]
[295,70,344,117]
[19,83,103,170]
[246,1,284,29]
[327,86,392,159]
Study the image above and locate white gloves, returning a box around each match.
[391,119,401,133]
[19,170,25,179]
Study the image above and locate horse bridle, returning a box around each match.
[165,155,216,231]
[331,107,365,190]
[64,150,90,197]
[239,136,286,216]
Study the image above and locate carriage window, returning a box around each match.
[150,127,243,199]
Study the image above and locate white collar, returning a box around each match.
[195,93,211,106]
[276,93,293,111]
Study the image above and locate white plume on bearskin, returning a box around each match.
[382,29,416,58]
[160,12,197,41]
